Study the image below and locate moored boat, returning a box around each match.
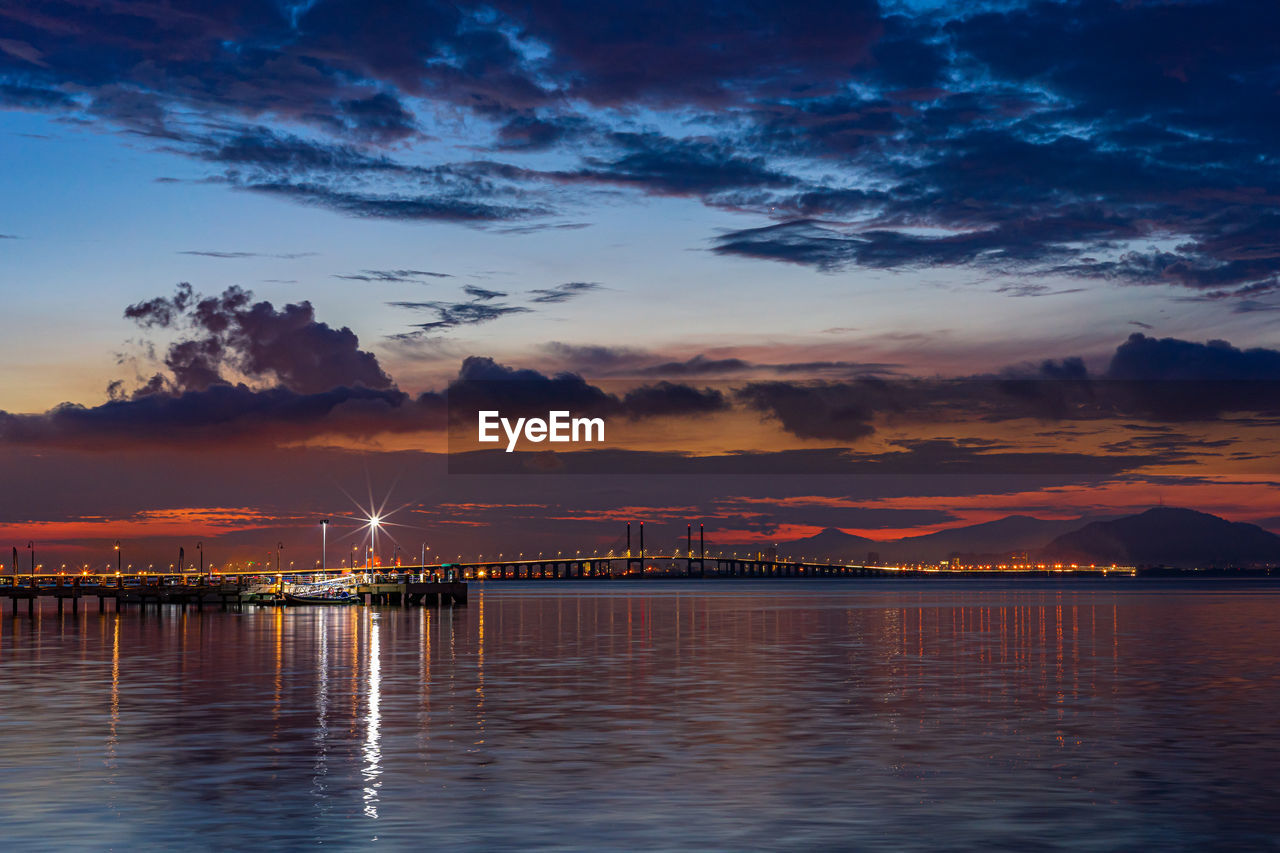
[283,592,358,606]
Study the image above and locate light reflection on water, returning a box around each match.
[0,580,1278,850]
[362,616,381,821]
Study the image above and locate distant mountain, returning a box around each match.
[884,515,1099,562]
[1041,507,1280,567]
[780,528,879,562]
[778,515,1106,564]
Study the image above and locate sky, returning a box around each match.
[1,0,1279,569]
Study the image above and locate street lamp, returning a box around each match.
[368,514,381,568]
[114,540,121,575]
[320,519,330,572]
[276,542,283,574]
[197,541,203,575]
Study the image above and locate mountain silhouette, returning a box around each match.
[1041,507,1280,567]
[779,515,1101,563]
[778,528,878,561]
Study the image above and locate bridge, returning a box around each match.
[0,551,1133,615]
[0,523,1133,614]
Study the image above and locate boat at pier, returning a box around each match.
[283,591,358,606]
[280,574,361,605]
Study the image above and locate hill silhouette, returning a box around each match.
[773,508,1280,568]
[778,515,1099,563]
[1040,507,1280,568]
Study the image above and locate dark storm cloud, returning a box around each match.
[0,348,721,450]
[620,382,728,418]
[199,127,405,172]
[3,0,1279,291]
[712,208,1144,276]
[560,132,795,196]
[1106,334,1280,382]
[124,283,392,394]
[706,1,1280,295]
[447,356,616,418]
[1095,334,1280,421]
[489,0,883,106]
[447,356,728,422]
[712,220,864,271]
[0,384,442,449]
[0,81,77,109]
[528,281,602,304]
[734,334,1280,443]
[737,379,889,441]
[309,92,418,143]
[189,126,549,223]
[0,0,537,125]
[493,114,589,151]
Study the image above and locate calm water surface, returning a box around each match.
[0,579,1278,850]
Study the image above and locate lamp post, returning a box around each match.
[276,542,283,574]
[114,540,121,576]
[27,541,33,584]
[320,519,329,572]
[197,541,203,575]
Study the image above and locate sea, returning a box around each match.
[0,578,1277,850]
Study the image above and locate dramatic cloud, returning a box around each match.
[123,283,392,394]
[736,334,1280,442]
[0,384,441,449]
[559,132,795,197]
[737,379,888,441]
[447,356,729,423]
[1098,334,1280,420]
[3,0,1277,296]
[496,0,883,106]
[1107,334,1280,382]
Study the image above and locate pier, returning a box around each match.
[0,550,1136,616]
[0,571,469,614]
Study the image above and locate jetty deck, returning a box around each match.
[0,572,468,614]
